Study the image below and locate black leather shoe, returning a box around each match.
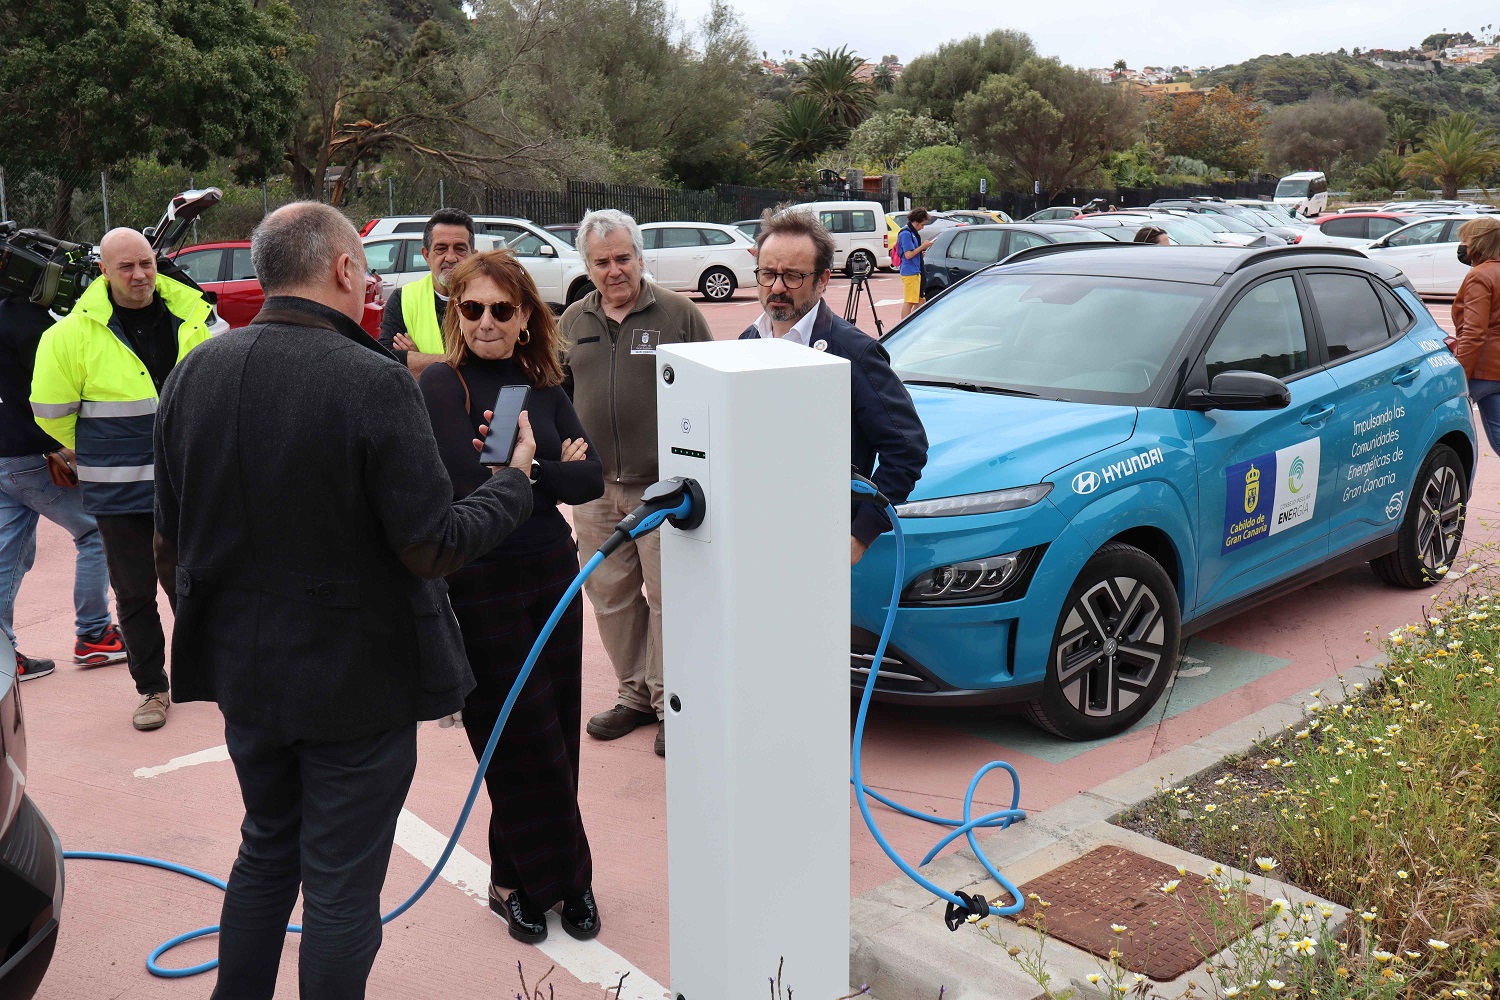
[560,888,601,940]
[490,886,547,943]
[654,721,665,757]
[586,704,658,741]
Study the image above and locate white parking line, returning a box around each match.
[874,298,903,307]
[133,743,230,778]
[394,809,668,999]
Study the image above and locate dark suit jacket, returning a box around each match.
[154,296,534,742]
[740,301,927,543]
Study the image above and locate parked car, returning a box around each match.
[783,200,888,277]
[921,224,1111,295]
[1380,201,1499,215]
[363,232,513,303]
[0,634,64,1000]
[171,241,384,337]
[1024,206,1086,222]
[1055,214,1219,246]
[886,212,965,270]
[1294,212,1426,248]
[732,218,762,241]
[360,215,593,309]
[544,223,579,247]
[638,221,758,302]
[1148,199,1298,244]
[945,210,1014,226]
[853,243,1474,738]
[1363,216,1476,297]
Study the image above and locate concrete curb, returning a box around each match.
[849,657,1384,999]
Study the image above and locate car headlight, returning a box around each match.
[895,483,1053,518]
[901,546,1045,606]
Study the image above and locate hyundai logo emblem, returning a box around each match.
[1072,470,1100,494]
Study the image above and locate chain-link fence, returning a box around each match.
[1,163,881,247]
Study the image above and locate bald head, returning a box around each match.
[251,202,367,323]
[99,228,158,310]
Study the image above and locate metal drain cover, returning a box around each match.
[1002,845,1268,982]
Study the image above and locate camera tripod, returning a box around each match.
[842,259,884,337]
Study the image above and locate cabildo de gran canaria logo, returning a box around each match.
[1244,463,1260,514]
[1288,455,1306,494]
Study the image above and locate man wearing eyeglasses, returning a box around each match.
[741,208,927,566]
[561,209,712,758]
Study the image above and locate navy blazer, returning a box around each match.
[741,301,927,543]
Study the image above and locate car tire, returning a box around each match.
[1025,542,1180,741]
[1370,444,1467,588]
[699,267,736,302]
[846,249,877,278]
[566,278,595,305]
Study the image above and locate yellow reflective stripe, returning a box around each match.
[76,464,154,483]
[401,274,446,354]
[80,399,158,418]
[32,400,81,418]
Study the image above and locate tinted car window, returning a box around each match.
[851,210,876,233]
[1204,277,1309,381]
[1052,230,1110,243]
[944,232,968,259]
[228,247,256,281]
[660,228,701,249]
[641,228,660,251]
[1384,220,1447,247]
[701,228,734,246]
[819,211,849,233]
[1009,231,1050,253]
[960,230,1005,262]
[395,221,425,234]
[1373,281,1415,333]
[176,249,224,284]
[1318,218,1365,239]
[1309,273,1391,360]
[507,231,545,256]
[1367,218,1408,239]
[403,241,426,272]
[363,240,403,275]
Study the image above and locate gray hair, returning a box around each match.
[576,209,643,262]
[251,202,363,295]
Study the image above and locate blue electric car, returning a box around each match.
[853,244,1475,739]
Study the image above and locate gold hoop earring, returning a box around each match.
[517,328,531,346]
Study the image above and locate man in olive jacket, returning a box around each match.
[153,203,536,1000]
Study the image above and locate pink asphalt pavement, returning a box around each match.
[14,284,1489,999]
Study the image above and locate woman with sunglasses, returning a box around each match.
[417,249,605,943]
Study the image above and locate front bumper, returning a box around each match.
[850,625,1044,706]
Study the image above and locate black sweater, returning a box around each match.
[419,355,603,557]
[0,297,61,457]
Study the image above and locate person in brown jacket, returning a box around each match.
[1452,216,1500,454]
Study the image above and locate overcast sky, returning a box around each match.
[672,1,1496,71]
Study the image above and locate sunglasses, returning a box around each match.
[457,300,518,323]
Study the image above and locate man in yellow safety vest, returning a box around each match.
[378,208,474,375]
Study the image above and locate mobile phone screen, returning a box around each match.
[478,384,531,467]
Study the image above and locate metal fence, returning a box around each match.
[1,165,878,246]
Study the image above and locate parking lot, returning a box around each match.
[15,285,1490,999]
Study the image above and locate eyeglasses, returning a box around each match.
[457,300,518,323]
[753,268,817,289]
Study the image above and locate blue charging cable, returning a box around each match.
[848,475,1025,927]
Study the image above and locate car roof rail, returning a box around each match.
[1231,245,1369,270]
[998,242,1154,266]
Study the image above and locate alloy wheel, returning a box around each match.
[1417,464,1464,578]
[1053,575,1167,718]
[703,270,734,301]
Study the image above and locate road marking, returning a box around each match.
[874,298,903,307]
[134,743,230,778]
[394,809,668,999]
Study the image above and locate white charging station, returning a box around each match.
[656,338,852,1000]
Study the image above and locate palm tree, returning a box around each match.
[795,46,874,131]
[1403,112,1500,199]
[871,62,895,94]
[1387,111,1422,156]
[754,95,846,167]
[1355,151,1406,192]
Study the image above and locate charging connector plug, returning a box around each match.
[600,477,705,557]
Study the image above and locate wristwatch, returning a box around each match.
[528,459,540,485]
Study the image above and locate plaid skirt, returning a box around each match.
[447,538,591,908]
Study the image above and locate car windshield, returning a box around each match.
[1276,178,1311,198]
[1051,230,1112,243]
[1156,220,1217,245]
[1208,214,1259,234]
[885,272,1212,404]
[1185,214,1231,233]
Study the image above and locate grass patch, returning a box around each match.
[1116,590,1500,996]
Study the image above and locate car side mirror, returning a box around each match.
[539,244,557,258]
[1186,371,1291,411]
[1369,237,1389,249]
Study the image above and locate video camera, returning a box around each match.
[0,187,223,314]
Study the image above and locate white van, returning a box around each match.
[1274,172,1329,218]
[798,200,889,276]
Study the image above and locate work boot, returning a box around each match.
[16,650,56,681]
[133,692,170,731]
[586,704,657,741]
[560,887,601,940]
[491,886,547,943]
[655,721,665,758]
[75,623,127,666]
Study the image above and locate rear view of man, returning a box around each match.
[31,228,212,728]
[379,208,474,375]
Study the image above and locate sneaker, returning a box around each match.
[490,886,547,943]
[654,721,665,758]
[585,704,658,741]
[16,651,56,681]
[560,888,601,940]
[75,624,127,666]
[132,692,170,731]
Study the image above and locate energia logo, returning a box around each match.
[1288,455,1306,494]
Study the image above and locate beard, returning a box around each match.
[766,293,814,324]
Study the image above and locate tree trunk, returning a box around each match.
[51,175,76,240]
[1442,178,1458,199]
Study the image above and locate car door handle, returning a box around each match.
[949,266,962,274]
[1300,404,1336,425]
[1392,365,1421,385]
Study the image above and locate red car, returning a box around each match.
[170,241,384,337]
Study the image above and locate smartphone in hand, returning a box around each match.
[478,384,531,466]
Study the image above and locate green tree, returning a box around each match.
[1201,53,1381,105]
[847,109,958,169]
[1263,97,1388,174]
[0,0,301,237]
[895,29,1036,122]
[1355,150,1407,191]
[796,46,874,130]
[871,62,896,94]
[898,145,994,208]
[1403,112,1500,199]
[753,95,844,167]
[954,58,1142,196]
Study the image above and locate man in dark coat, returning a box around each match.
[740,208,927,563]
[153,202,536,1000]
